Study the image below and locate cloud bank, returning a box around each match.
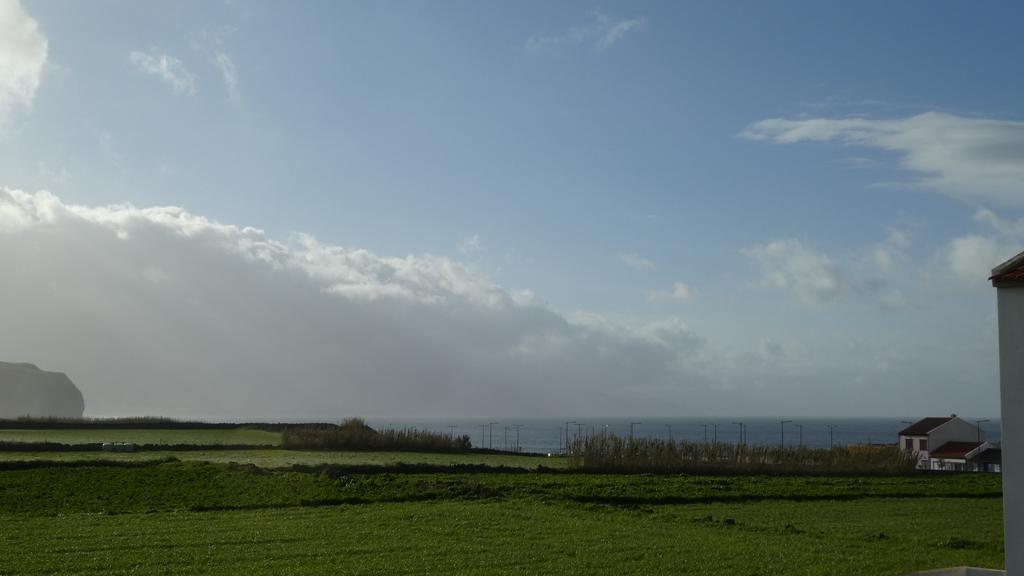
[0,189,1001,418]
[0,188,758,419]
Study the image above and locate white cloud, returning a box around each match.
[190,27,240,104]
[938,208,1024,284]
[863,227,910,276]
[742,239,844,304]
[458,234,483,256]
[595,14,647,52]
[617,251,655,271]
[129,49,197,95]
[526,10,646,53]
[742,112,1024,208]
[0,188,764,418]
[945,235,1011,283]
[648,282,694,303]
[214,51,239,103]
[974,207,1024,240]
[0,0,47,132]
[939,209,1024,284]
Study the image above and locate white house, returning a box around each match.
[898,416,989,471]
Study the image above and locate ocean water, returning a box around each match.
[365,417,1003,455]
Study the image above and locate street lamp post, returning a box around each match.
[512,424,523,453]
[487,422,499,449]
[732,422,745,446]
[780,420,793,448]
[975,419,991,443]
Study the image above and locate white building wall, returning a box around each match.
[997,287,1024,575]
[899,435,930,468]
[929,418,985,451]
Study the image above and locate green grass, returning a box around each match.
[0,427,281,446]
[0,448,563,468]
[0,498,1003,575]
[0,462,1002,515]
[0,461,1003,575]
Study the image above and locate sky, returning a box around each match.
[1,0,1022,419]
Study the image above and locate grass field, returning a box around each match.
[0,448,562,468]
[0,460,1004,575]
[0,498,1004,576]
[0,427,281,446]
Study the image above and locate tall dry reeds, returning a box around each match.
[567,433,917,475]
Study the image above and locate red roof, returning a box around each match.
[992,251,1024,286]
[992,269,1024,283]
[930,441,984,459]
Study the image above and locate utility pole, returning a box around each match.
[480,424,487,448]
[701,423,709,444]
[565,421,575,455]
[711,423,719,444]
[826,424,837,448]
[629,422,642,439]
[487,422,498,449]
[512,424,523,453]
[732,422,745,446]
[795,424,804,447]
[780,420,792,448]
[975,419,990,443]
[575,422,584,441]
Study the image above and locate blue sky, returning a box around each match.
[1,1,1021,418]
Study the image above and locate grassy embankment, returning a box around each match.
[0,460,1005,575]
[0,427,281,446]
[0,418,555,468]
[0,448,561,468]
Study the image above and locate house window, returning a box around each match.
[919,438,928,451]
[904,438,913,450]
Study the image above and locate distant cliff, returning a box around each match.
[0,362,85,419]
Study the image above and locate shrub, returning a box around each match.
[282,418,472,452]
